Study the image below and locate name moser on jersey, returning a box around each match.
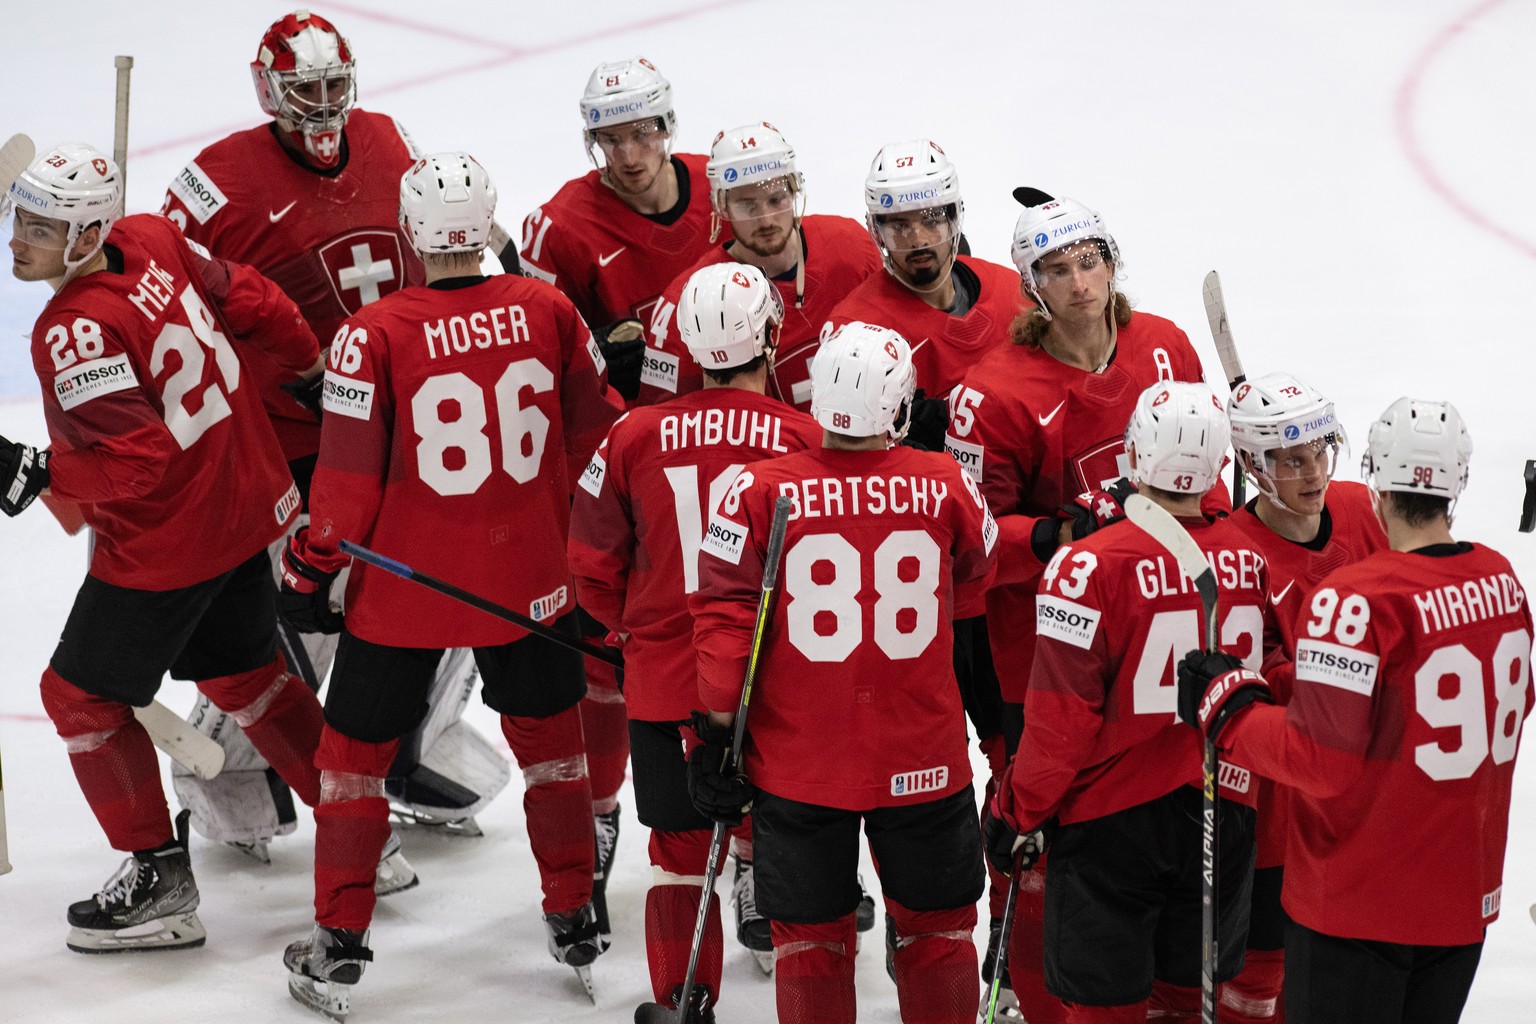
[688,323,996,1024]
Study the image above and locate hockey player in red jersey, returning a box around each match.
[689,322,996,1024]
[569,263,820,1020]
[984,381,1263,1023]
[1219,372,1388,1024]
[3,142,327,953]
[521,57,719,916]
[945,191,1220,1022]
[277,153,622,1019]
[1180,397,1533,1024]
[640,122,883,410]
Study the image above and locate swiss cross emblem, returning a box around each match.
[92,158,108,176]
[1152,389,1170,407]
[1233,383,1250,402]
[318,230,406,313]
[884,340,900,359]
[732,271,751,288]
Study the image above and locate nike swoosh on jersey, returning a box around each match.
[1036,400,1066,427]
[269,201,298,223]
[1269,581,1295,606]
[597,246,626,267]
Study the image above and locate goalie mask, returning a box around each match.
[579,56,676,167]
[1228,372,1346,511]
[676,263,784,371]
[252,10,357,170]
[1010,194,1120,314]
[1362,397,1472,502]
[399,152,496,255]
[810,321,917,443]
[864,139,963,289]
[1125,381,1230,494]
[9,142,122,278]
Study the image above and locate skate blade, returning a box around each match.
[389,807,484,838]
[289,974,353,1022]
[751,948,775,976]
[572,963,596,1004]
[373,858,420,899]
[227,839,272,864]
[66,911,207,954]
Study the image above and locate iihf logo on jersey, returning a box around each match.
[890,765,948,797]
[530,585,570,622]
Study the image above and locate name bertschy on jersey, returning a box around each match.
[776,474,949,520]
[1413,572,1526,635]
[659,408,791,454]
[423,304,531,360]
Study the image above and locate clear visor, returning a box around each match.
[273,66,355,129]
[1258,435,1345,481]
[872,206,959,253]
[1032,239,1111,286]
[589,118,668,158]
[8,207,72,252]
[721,177,800,222]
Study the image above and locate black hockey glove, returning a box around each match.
[0,435,50,517]
[1176,650,1273,743]
[686,710,756,825]
[1060,477,1136,542]
[279,534,344,635]
[595,319,646,402]
[281,374,325,420]
[900,389,950,453]
[981,808,1049,876]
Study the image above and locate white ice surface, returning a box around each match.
[2,1,1533,1021]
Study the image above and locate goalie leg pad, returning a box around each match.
[41,666,172,851]
[770,915,858,1024]
[645,828,724,1003]
[501,707,594,915]
[172,693,298,845]
[886,900,978,1024]
[386,649,509,824]
[199,657,322,807]
[313,727,397,930]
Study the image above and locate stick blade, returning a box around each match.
[133,701,226,779]
[1,134,37,216]
[1124,495,1218,644]
[1201,270,1246,389]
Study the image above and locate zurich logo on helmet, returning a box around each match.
[880,193,894,208]
[1034,232,1049,248]
[589,109,600,123]
[1284,425,1300,441]
[724,167,738,183]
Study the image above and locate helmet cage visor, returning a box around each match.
[871,205,960,254]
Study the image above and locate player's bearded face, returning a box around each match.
[875,207,958,286]
[594,119,669,196]
[1034,241,1113,323]
[724,179,797,257]
[8,210,71,282]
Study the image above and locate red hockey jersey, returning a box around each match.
[1223,544,1533,945]
[638,215,883,410]
[33,214,310,588]
[299,275,622,648]
[520,154,724,336]
[691,445,997,810]
[824,255,1023,400]
[162,112,423,462]
[946,312,1217,701]
[1002,514,1270,830]
[568,388,820,720]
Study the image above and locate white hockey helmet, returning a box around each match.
[676,264,784,371]
[809,321,917,442]
[1125,381,1230,494]
[1362,397,1472,501]
[251,10,357,169]
[706,122,803,208]
[864,139,963,221]
[1010,194,1120,306]
[1228,372,1345,502]
[399,152,496,255]
[9,142,122,274]
[580,57,676,163]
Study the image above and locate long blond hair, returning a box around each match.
[1010,291,1133,348]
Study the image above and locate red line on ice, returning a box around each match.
[1395,0,1536,261]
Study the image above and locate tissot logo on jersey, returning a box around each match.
[890,765,948,797]
[1036,594,1101,649]
[321,376,375,420]
[1295,639,1380,696]
[945,437,983,483]
[578,452,607,498]
[54,353,138,411]
[700,513,747,565]
[639,347,680,393]
[775,474,948,520]
[530,585,569,622]
[166,160,228,225]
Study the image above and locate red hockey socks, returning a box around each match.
[40,667,171,851]
[645,829,725,1004]
[1148,979,1201,1019]
[502,706,594,914]
[312,727,396,930]
[887,900,979,1024]
[1220,947,1285,1022]
[1063,1000,1148,1023]
[772,914,857,1024]
[579,658,628,812]
[1006,862,1069,1024]
[199,657,322,807]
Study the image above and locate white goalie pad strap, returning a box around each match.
[63,726,119,754]
[522,754,589,788]
[773,940,847,961]
[229,670,291,728]
[651,868,709,887]
[320,770,386,804]
[583,684,625,705]
[173,769,296,843]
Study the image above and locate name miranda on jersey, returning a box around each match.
[775,474,949,520]
[1413,572,1526,635]
[422,304,531,359]
[658,408,791,454]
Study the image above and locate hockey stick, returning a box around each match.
[487,221,524,276]
[1202,271,1247,509]
[1519,460,1536,533]
[338,539,622,667]
[980,849,1026,1024]
[635,495,794,1024]
[113,56,133,193]
[0,738,12,875]
[1123,494,1220,1024]
[134,701,225,780]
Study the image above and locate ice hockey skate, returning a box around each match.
[592,805,620,950]
[545,903,603,1002]
[979,915,1026,1021]
[373,829,418,897]
[731,854,774,975]
[66,809,206,954]
[285,924,373,1022]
